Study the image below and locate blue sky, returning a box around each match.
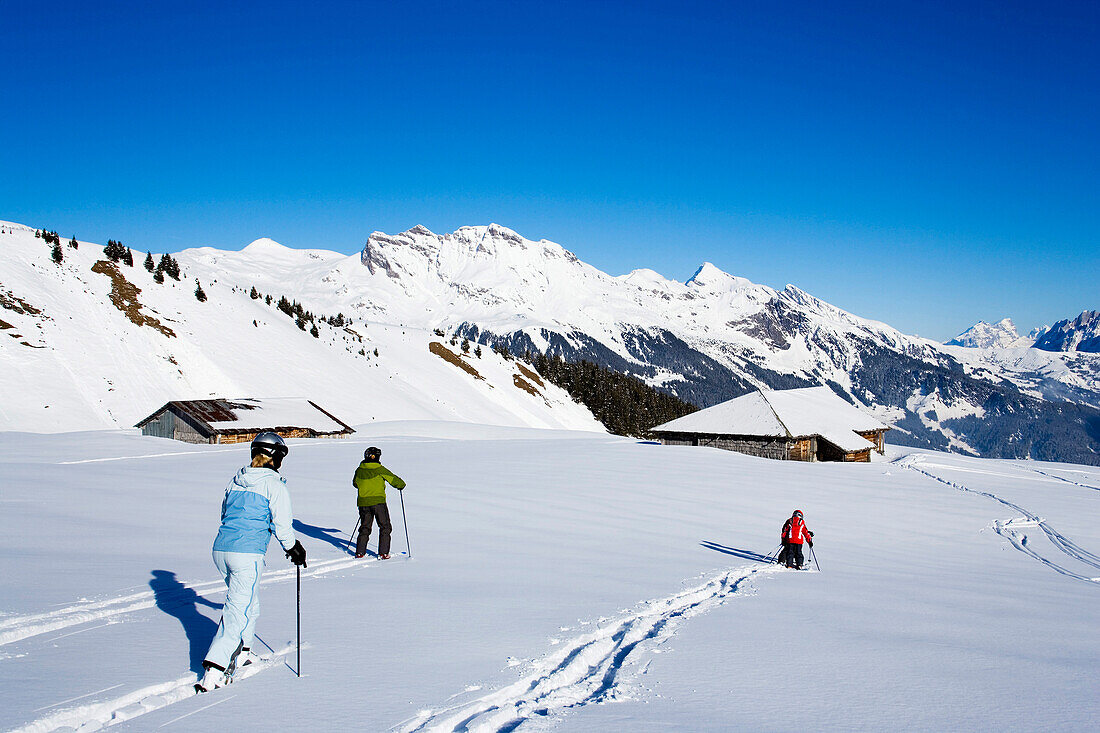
[2,0,1096,340]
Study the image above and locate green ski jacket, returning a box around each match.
[353,461,406,507]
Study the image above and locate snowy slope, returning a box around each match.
[0,224,602,434]
[1,428,1098,732]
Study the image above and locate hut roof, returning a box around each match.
[136,398,354,436]
[652,386,887,453]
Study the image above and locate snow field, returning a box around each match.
[2,426,1098,731]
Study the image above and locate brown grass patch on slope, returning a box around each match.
[0,287,44,316]
[0,318,13,330]
[515,362,544,388]
[513,374,542,397]
[429,341,485,381]
[91,261,176,338]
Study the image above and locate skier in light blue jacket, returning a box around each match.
[197,432,306,692]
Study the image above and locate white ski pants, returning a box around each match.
[204,550,265,670]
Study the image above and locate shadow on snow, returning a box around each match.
[149,569,221,674]
[699,541,778,564]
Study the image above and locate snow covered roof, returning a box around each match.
[136,398,354,436]
[652,386,888,453]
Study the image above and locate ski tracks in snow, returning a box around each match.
[897,455,1100,585]
[397,565,777,733]
[11,644,298,733]
[0,556,364,648]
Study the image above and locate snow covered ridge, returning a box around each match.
[1,219,1099,464]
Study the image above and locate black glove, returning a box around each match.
[808,539,814,548]
[285,540,307,568]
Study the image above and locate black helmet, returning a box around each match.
[364,446,381,462]
[252,432,288,470]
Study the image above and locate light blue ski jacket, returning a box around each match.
[212,467,296,555]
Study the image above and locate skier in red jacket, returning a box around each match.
[781,510,813,569]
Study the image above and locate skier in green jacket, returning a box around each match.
[353,446,406,559]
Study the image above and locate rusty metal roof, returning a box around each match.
[135,398,354,435]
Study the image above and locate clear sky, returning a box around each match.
[2,0,1096,341]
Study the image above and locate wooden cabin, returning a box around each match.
[650,386,889,462]
[136,398,355,444]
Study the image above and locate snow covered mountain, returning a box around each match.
[0,223,602,434]
[945,318,1041,348]
[1033,310,1100,353]
[3,220,1099,464]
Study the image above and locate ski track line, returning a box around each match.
[11,645,298,733]
[899,456,1100,585]
[1025,467,1100,493]
[397,565,775,733]
[0,556,363,648]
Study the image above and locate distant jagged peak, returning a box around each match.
[946,318,1030,349]
[1032,310,1100,353]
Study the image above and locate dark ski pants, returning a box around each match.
[777,542,789,566]
[356,503,392,556]
[787,543,805,569]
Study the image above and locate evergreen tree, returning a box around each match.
[310,324,319,338]
[528,352,697,437]
[144,252,155,271]
[474,345,482,358]
[462,338,470,354]
[250,286,260,300]
[194,280,207,302]
[153,267,165,284]
[122,247,134,267]
[69,235,78,249]
[277,296,293,317]
[295,314,307,331]
[51,241,64,264]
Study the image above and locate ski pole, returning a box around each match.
[810,544,821,572]
[348,516,361,555]
[398,489,411,558]
[296,564,301,677]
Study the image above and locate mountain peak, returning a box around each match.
[686,262,753,292]
[946,319,1027,348]
[242,237,288,252]
[1032,310,1100,353]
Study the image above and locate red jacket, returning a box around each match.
[784,515,812,544]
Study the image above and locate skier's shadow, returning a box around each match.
[700,541,776,564]
[149,570,221,674]
[293,519,353,554]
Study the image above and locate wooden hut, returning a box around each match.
[135,398,355,444]
[650,386,889,462]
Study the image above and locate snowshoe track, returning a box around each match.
[899,456,1100,585]
[398,565,772,733]
[12,645,297,732]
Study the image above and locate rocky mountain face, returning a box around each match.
[1033,311,1100,353]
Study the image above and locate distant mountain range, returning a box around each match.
[947,312,1099,353]
[2,220,1098,464]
